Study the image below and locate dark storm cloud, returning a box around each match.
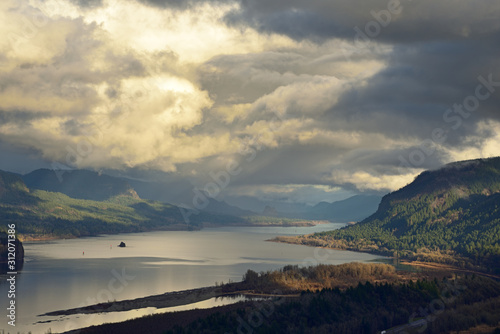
[0,110,51,126]
[330,38,500,147]
[224,1,354,41]
[134,0,500,193]
[224,0,500,43]
[340,147,445,174]
[228,145,338,187]
[0,142,52,174]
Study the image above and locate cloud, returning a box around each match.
[328,169,419,192]
[444,121,500,162]
[224,0,500,43]
[0,0,240,172]
[223,183,350,206]
[1,0,499,205]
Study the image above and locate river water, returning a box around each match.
[0,224,385,333]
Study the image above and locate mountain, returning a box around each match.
[0,169,250,239]
[262,205,279,216]
[117,177,258,217]
[0,170,306,240]
[229,196,313,214]
[288,157,500,271]
[113,174,378,221]
[120,178,259,217]
[204,197,257,216]
[22,169,138,201]
[303,195,382,222]
[126,178,195,205]
[263,195,382,222]
[0,170,33,204]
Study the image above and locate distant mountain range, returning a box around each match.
[203,196,257,217]
[0,169,316,240]
[0,167,387,240]
[257,195,382,223]
[288,157,500,271]
[302,195,381,222]
[19,168,381,223]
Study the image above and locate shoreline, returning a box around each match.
[399,260,500,280]
[20,220,329,242]
[270,236,500,279]
[40,284,297,317]
[19,223,200,242]
[268,235,384,256]
[201,220,330,228]
[41,286,223,316]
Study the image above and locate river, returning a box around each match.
[0,223,385,333]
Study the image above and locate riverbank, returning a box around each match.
[20,220,327,242]
[42,286,222,316]
[270,235,500,277]
[41,285,300,317]
[200,220,329,228]
[19,223,199,242]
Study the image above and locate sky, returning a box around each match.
[0,0,499,209]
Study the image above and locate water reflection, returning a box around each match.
[37,295,264,333]
[0,224,385,333]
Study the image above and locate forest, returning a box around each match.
[276,158,500,272]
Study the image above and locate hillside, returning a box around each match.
[0,169,33,204]
[0,170,310,240]
[0,170,249,239]
[276,157,500,272]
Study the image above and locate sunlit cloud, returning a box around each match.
[0,0,499,202]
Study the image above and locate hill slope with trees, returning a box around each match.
[0,170,211,238]
[275,157,500,272]
[0,170,306,240]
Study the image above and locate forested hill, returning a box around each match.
[0,170,244,239]
[0,170,305,240]
[289,157,500,271]
[0,169,32,203]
